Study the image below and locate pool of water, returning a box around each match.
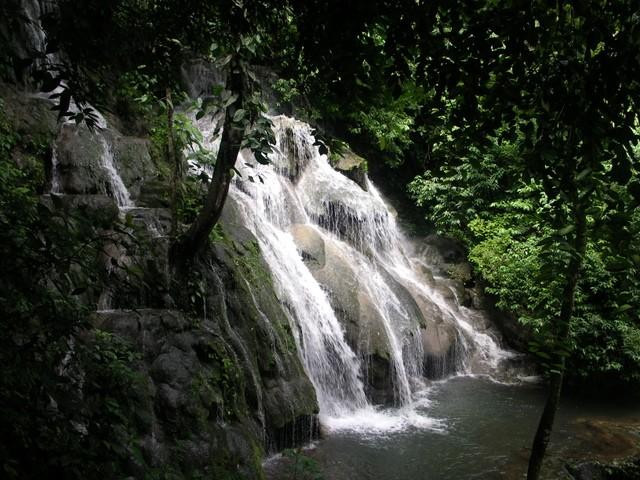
[265,376,640,480]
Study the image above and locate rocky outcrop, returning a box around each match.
[415,234,533,351]
[104,130,156,201]
[288,221,469,400]
[54,123,158,201]
[1,84,57,139]
[3,84,319,478]
[290,223,396,403]
[332,149,368,191]
[290,221,470,385]
[55,124,109,194]
[88,207,320,478]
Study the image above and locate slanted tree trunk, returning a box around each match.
[526,200,588,480]
[169,62,244,268]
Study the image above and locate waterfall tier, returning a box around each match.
[198,115,516,431]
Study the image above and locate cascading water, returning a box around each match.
[96,134,132,208]
[50,144,61,193]
[231,151,371,419]
[195,114,515,432]
[47,109,133,209]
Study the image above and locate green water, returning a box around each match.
[266,376,640,480]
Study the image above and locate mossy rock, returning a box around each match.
[332,149,368,191]
[103,129,156,200]
[0,83,57,139]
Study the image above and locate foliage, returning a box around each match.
[348,82,424,161]
[191,338,244,424]
[282,449,324,480]
[0,100,148,478]
[410,141,640,384]
[279,3,424,164]
[147,105,218,225]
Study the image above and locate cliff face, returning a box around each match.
[1,83,318,478]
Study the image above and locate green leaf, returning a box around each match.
[232,109,245,122]
[617,304,633,313]
[536,351,551,360]
[576,168,591,181]
[254,151,270,165]
[558,225,574,235]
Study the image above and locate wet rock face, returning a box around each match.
[290,224,326,269]
[332,150,368,191]
[276,126,314,182]
[421,324,462,379]
[0,84,58,137]
[56,124,108,194]
[290,218,471,397]
[91,209,321,478]
[290,225,394,403]
[54,123,157,201]
[105,131,155,201]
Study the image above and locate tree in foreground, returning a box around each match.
[410,2,640,477]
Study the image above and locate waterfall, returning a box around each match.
[50,144,61,193]
[196,114,515,431]
[230,150,370,418]
[45,107,133,208]
[97,134,132,208]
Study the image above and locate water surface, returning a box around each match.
[266,376,640,480]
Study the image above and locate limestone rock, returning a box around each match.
[107,131,156,200]
[421,322,456,357]
[290,223,326,269]
[333,149,368,191]
[55,124,108,195]
[421,322,461,379]
[0,85,57,138]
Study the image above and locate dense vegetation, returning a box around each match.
[410,141,640,386]
[0,99,149,478]
[1,0,639,479]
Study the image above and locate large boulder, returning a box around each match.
[357,292,395,404]
[0,84,57,138]
[290,228,396,403]
[420,322,461,379]
[304,237,360,329]
[106,131,156,201]
[55,124,110,195]
[55,124,157,200]
[290,224,326,270]
[399,278,462,379]
[332,149,368,191]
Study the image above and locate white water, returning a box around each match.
[46,107,133,208]
[50,144,61,193]
[17,0,133,208]
[194,114,515,432]
[96,135,133,208]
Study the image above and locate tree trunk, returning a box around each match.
[526,201,588,480]
[169,63,244,268]
[166,87,178,236]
